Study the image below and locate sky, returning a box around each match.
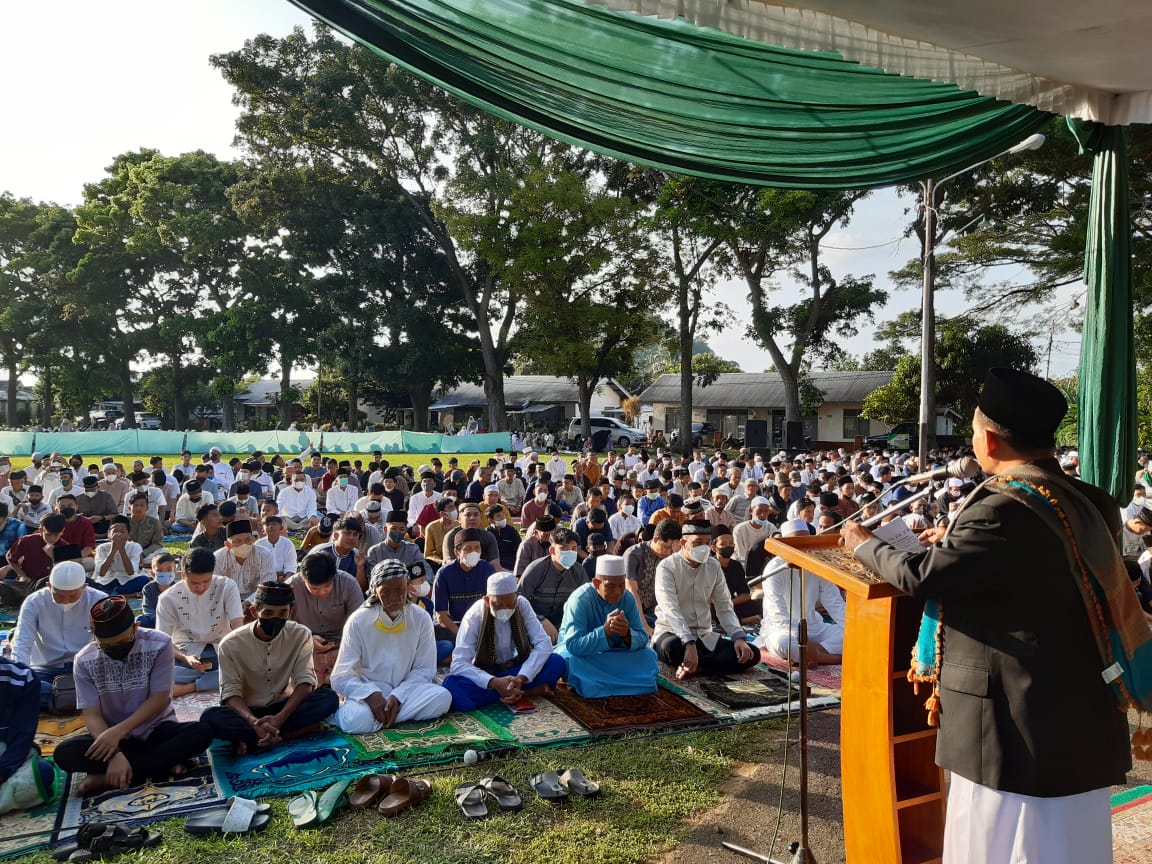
[0,1,1083,380]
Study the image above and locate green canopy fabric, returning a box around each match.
[289,0,1052,188]
[1070,120,1137,505]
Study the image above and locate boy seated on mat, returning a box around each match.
[556,554,658,698]
[652,521,760,678]
[441,572,566,712]
[329,560,452,733]
[200,581,338,755]
[54,596,213,795]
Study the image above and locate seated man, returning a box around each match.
[169,481,211,534]
[75,475,119,539]
[213,520,275,604]
[732,497,777,563]
[54,597,213,795]
[157,549,244,697]
[255,515,298,582]
[0,658,53,816]
[423,498,458,567]
[90,517,147,595]
[433,528,496,644]
[138,552,178,629]
[517,527,589,643]
[11,562,105,709]
[289,553,363,686]
[442,572,566,712]
[513,514,555,577]
[485,504,521,572]
[310,515,367,591]
[126,492,165,564]
[4,512,64,597]
[712,526,760,626]
[573,508,615,556]
[366,510,432,577]
[557,554,658,698]
[653,521,761,678]
[757,518,844,666]
[276,472,320,531]
[55,494,97,573]
[201,582,339,754]
[330,560,453,732]
[188,503,225,553]
[443,502,501,569]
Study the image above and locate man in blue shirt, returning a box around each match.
[637,479,666,526]
[432,528,495,645]
[0,502,26,562]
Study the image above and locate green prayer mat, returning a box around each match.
[0,763,66,862]
[356,711,515,759]
[475,699,593,749]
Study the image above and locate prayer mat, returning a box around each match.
[56,755,223,840]
[208,728,385,799]
[549,682,714,736]
[357,711,516,760]
[1113,785,1152,864]
[35,714,87,757]
[657,663,840,723]
[171,691,219,724]
[0,763,65,861]
[699,677,795,710]
[759,654,842,693]
[475,699,592,748]
[0,605,17,626]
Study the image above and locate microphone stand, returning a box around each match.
[727,482,937,864]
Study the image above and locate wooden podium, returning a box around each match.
[763,534,945,864]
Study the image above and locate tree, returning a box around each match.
[657,351,743,387]
[861,319,1038,425]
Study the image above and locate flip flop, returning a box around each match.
[289,778,354,828]
[529,772,568,802]
[348,773,395,810]
[454,782,489,819]
[558,768,600,798]
[185,796,271,835]
[479,775,523,812]
[377,778,432,817]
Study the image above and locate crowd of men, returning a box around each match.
[1,436,1145,806]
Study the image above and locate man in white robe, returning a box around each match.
[330,560,452,733]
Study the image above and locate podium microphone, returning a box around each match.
[894,456,979,487]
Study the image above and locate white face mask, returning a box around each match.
[444,509,458,521]
[462,551,481,568]
[621,504,634,515]
[412,580,431,598]
[493,606,515,622]
[230,543,253,561]
[689,545,711,564]
[493,518,507,529]
[558,549,578,569]
[84,490,97,498]
[293,481,306,491]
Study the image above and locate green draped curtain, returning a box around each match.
[289,0,1051,188]
[287,0,1134,500]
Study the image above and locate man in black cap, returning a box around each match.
[201,582,338,754]
[55,597,213,794]
[75,475,118,539]
[309,515,367,591]
[843,367,1131,862]
[513,514,555,577]
[432,528,495,644]
[365,510,432,578]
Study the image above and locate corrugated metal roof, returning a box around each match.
[433,376,631,408]
[636,371,895,409]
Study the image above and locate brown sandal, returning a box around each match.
[377,778,432,817]
[349,774,395,810]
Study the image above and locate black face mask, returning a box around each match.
[258,617,287,638]
[388,530,406,544]
[100,641,134,661]
[60,507,76,519]
[716,547,735,559]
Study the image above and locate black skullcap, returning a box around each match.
[318,514,335,535]
[81,475,98,487]
[819,492,841,508]
[254,581,295,606]
[218,501,238,517]
[977,367,1067,449]
[454,527,483,547]
[535,514,556,532]
[385,509,407,524]
[90,595,135,638]
[681,520,713,536]
[682,500,705,517]
[227,519,253,537]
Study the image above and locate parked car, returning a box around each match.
[134,412,162,430]
[865,421,967,451]
[88,409,123,430]
[566,416,646,447]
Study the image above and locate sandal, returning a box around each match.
[558,768,600,798]
[66,826,161,862]
[289,778,353,828]
[479,775,522,812]
[454,781,489,819]
[349,773,395,810]
[377,778,432,817]
[530,771,568,802]
[185,796,271,835]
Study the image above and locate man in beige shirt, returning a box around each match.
[200,582,338,754]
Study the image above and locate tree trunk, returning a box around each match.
[481,359,508,432]
[39,367,53,428]
[409,384,432,432]
[778,363,803,423]
[278,350,295,429]
[577,374,595,440]
[347,378,359,431]
[171,355,186,430]
[678,281,694,457]
[221,379,236,431]
[6,359,18,428]
[119,360,136,429]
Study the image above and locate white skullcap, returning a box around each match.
[49,561,87,590]
[947,477,964,488]
[903,513,929,531]
[484,484,500,494]
[594,554,626,578]
[751,496,772,509]
[487,572,518,596]
[780,518,810,538]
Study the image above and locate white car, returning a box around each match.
[134,412,162,430]
[567,416,646,447]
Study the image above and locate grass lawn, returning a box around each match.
[18,721,785,864]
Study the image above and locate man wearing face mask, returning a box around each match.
[324,468,358,516]
[171,480,212,534]
[289,553,363,687]
[433,529,496,642]
[0,502,26,576]
[445,502,501,569]
[637,479,666,526]
[407,472,442,527]
[517,528,590,644]
[201,582,338,754]
[54,597,213,794]
[423,498,459,567]
[485,504,521,572]
[214,521,275,603]
[732,497,778,564]
[276,471,320,531]
[442,572,565,712]
[46,468,78,511]
[138,552,178,629]
[330,560,452,733]
[11,561,105,709]
[75,475,118,539]
[608,494,641,541]
[55,494,97,573]
[653,521,760,679]
[518,477,555,531]
[366,510,432,577]
[712,526,760,626]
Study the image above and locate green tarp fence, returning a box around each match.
[287,0,1134,502]
[135,431,190,454]
[35,431,142,455]
[0,432,35,456]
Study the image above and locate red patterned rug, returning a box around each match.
[1112,785,1152,864]
[550,682,714,735]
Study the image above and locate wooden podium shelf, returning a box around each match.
[763,535,945,864]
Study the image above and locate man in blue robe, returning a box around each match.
[557,554,657,698]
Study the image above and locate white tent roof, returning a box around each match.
[594,1,1152,124]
